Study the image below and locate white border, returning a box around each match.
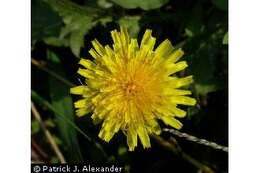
[0,0,260,172]
[230,0,260,172]
[0,0,30,172]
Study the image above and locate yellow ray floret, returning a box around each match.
[70,27,196,151]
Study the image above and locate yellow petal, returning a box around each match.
[89,48,101,60]
[74,98,91,108]
[128,39,139,59]
[100,115,122,142]
[166,61,188,75]
[86,79,103,89]
[98,129,114,142]
[70,86,90,95]
[154,39,174,58]
[105,45,114,57]
[127,127,138,151]
[111,30,121,46]
[103,119,115,132]
[161,116,183,129]
[140,29,156,51]
[170,96,196,106]
[166,48,184,62]
[119,26,130,46]
[77,68,94,79]
[92,106,109,120]
[91,94,103,105]
[138,45,151,60]
[76,107,92,117]
[171,107,187,118]
[100,55,117,73]
[173,89,192,95]
[91,39,106,56]
[146,119,161,135]
[168,76,194,88]
[137,125,151,148]
[79,59,96,70]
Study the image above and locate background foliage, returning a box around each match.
[31,0,228,172]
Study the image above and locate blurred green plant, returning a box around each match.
[32,0,62,45]
[47,50,83,161]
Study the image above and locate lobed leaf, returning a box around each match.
[111,0,169,10]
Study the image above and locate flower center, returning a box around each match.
[123,82,138,96]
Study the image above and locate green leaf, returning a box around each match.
[68,17,94,57]
[185,28,194,37]
[190,51,223,96]
[98,16,113,26]
[111,0,169,10]
[44,0,100,18]
[118,16,141,37]
[43,37,69,47]
[222,32,228,45]
[194,84,220,96]
[187,31,226,96]
[44,0,99,57]
[69,31,85,57]
[211,0,228,11]
[97,0,113,9]
[31,120,40,135]
[47,50,83,161]
[32,0,62,43]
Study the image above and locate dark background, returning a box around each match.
[31,0,228,172]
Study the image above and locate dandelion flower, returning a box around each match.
[70,27,196,151]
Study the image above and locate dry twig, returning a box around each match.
[31,58,74,87]
[31,102,66,163]
[163,128,228,152]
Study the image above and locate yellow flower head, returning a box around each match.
[70,27,196,151]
